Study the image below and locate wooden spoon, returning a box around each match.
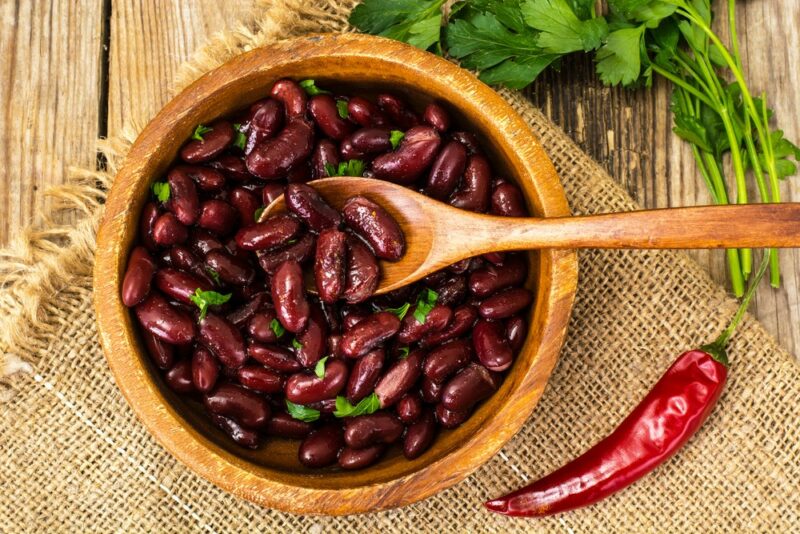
[265,177,800,295]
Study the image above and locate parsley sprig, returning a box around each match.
[189,289,232,321]
[191,124,213,142]
[151,181,170,203]
[324,159,366,177]
[333,393,381,418]
[350,0,800,295]
[286,400,320,423]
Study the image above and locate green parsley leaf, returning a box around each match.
[314,356,329,379]
[349,0,445,52]
[333,393,381,418]
[191,124,213,142]
[336,99,350,119]
[299,79,331,96]
[389,130,405,150]
[285,400,321,423]
[269,318,286,338]
[205,267,221,285]
[760,129,800,180]
[412,288,439,324]
[232,123,247,150]
[292,338,303,350]
[189,289,232,321]
[253,206,265,222]
[520,0,608,54]
[324,162,337,177]
[151,181,170,203]
[385,302,411,320]
[595,26,646,86]
[325,160,366,177]
[398,346,410,359]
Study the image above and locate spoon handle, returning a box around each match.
[470,203,800,252]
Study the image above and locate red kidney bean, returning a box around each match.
[165,359,195,393]
[299,424,344,468]
[403,409,436,459]
[248,342,302,372]
[374,349,423,408]
[235,215,300,253]
[284,183,341,231]
[347,96,387,127]
[435,404,470,429]
[451,154,491,212]
[341,304,370,330]
[448,258,472,275]
[285,359,348,404]
[423,339,472,383]
[204,382,271,429]
[237,364,283,393]
[491,182,528,216]
[450,131,482,155]
[210,413,261,449]
[319,302,341,334]
[205,249,255,286]
[312,139,340,178]
[192,347,219,393]
[421,376,443,403]
[295,305,327,367]
[371,126,441,184]
[314,228,347,303]
[225,292,266,329]
[261,183,285,206]
[309,94,354,140]
[166,168,200,226]
[420,304,478,348]
[180,121,234,163]
[122,246,156,307]
[175,165,226,192]
[247,310,280,344]
[396,392,423,424]
[256,232,316,274]
[271,259,310,333]
[197,199,238,236]
[342,196,405,260]
[343,236,379,304]
[243,98,284,154]
[140,202,159,251]
[506,315,528,352]
[154,267,212,304]
[328,334,342,357]
[346,348,384,403]
[188,228,225,256]
[161,245,195,271]
[434,275,467,307]
[344,413,403,448]
[246,118,314,180]
[135,292,196,345]
[270,79,307,119]
[340,128,392,160]
[479,287,534,319]
[425,140,468,200]
[199,313,247,369]
[468,254,527,298]
[483,252,506,265]
[377,93,420,129]
[265,412,312,439]
[338,445,385,470]
[423,102,450,132]
[422,271,449,287]
[307,398,337,414]
[442,362,499,413]
[208,154,251,181]
[152,212,189,246]
[473,319,513,372]
[142,330,175,370]
[286,160,312,184]
[341,312,401,358]
[397,304,452,344]
[229,187,261,227]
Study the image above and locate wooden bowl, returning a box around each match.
[94,33,578,515]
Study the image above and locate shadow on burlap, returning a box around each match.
[1,0,798,531]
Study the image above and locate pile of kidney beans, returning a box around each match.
[121,78,534,471]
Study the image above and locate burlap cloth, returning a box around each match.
[1,1,798,531]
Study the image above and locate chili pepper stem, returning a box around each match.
[703,249,772,364]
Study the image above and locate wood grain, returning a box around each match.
[0,0,105,244]
[1,0,798,353]
[93,34,578,513]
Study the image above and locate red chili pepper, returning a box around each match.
[485,251,771,518]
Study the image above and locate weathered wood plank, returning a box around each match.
[0,0,105,245]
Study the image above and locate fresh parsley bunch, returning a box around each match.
[350,0,800,296]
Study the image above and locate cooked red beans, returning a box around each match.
[122,79,533,470]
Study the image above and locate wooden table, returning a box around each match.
[2,1,798,356]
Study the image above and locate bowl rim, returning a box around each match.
[94,33,579,515]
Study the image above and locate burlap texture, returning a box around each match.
[1,0,799,531]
